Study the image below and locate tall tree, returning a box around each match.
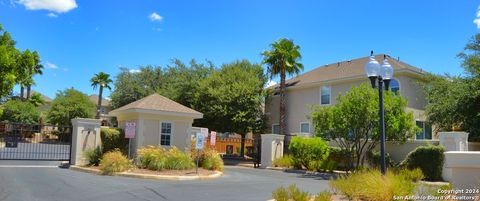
[423,34,480,140]
[47,88,96,125]
[16,50,34,100]
[90,72,113,119]
[0,24,20,98]
[26,51,43,99]
[311,84,418,169]
[262,38,303,142]
[195,60,267,157]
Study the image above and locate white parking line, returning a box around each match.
[0,165,59,168]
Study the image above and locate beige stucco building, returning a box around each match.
[265,54,433,140]
[109,93,203,156]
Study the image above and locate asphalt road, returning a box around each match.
[0,160,332,201]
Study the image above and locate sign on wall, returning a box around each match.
[125,122,136,139]
[195,132,205,150]
[210,131,217,146]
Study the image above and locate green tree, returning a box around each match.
[110,60,214,109]
[195,60,267,157]
[0,100,40,124]
[110,66,164,109]
[28,93,45,107]
[423,34,480,140]
[311,84,418,169]
[262,38,304,137]
[47,88,96,125]
[90,72,113,119]
[26,51,43,99]
[0,24,20,98]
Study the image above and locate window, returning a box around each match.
[415,121,432,140]
[272,124,280,134]
[160,122,172,146]
[389,79,400,94]
[300,122,310,133]
[321,86,331,105]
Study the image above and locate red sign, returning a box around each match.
[125,122,136,139]
[210,131,217,146]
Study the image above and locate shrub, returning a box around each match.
[164,147,195,170]
[272,184,310,201]
[289,137,329,169]
[100,128,128,154]
[84,146,102,166]
[314,191,332,201]
[330,170,415,201]
[0,100,40,124]
[99,150,131,175]
[396,168,424,182]
[272,155,293,168]
[399,145,445,181]
[137,146,196,171]
[137,146,168,171]
[367,150,394,168]
[327,147,350,170]
[199,148,224,171]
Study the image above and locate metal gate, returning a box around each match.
[0,122,72,161]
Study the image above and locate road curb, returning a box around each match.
[70,165,223,180]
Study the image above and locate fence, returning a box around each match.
[194,137,254,157]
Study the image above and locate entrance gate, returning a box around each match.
[0,122,72,161]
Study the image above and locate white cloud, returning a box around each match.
[266,80,277,88]
[17,0,77,13]
[45,61,58,69]
[149,12,163,22]
[129,69,141,73]
[47,12,57,17]
[474,6,480,28]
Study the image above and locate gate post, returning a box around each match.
[439,131,469,182]
[70,118,102,165]
[260,134,284,168]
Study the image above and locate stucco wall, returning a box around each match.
[116,113,194,155]
[266,75,427,135]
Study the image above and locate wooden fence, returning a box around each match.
[194,137,254,157]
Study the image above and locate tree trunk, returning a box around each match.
[279,68,288,152]
[26,85,31,100]
[20,86,25,100]
[240,133,246,158]
[96,86,103,119]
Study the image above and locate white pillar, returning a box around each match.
[439,132,469,182]
[71,118,102,166]
[261,134,285,168]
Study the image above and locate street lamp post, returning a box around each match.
[364,51,394,175]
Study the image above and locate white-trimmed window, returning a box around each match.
[272,124,280,134]
[415,121,432,140]
[160,122,172,146]
[321,86,331,105]
[300,122,310,133]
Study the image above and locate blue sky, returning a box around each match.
[1,0,479,99]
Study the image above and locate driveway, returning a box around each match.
[0,160,331,201]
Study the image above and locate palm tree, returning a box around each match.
[262,38,303,139]
[17,50,33,100]
[26,51,43,99]
[90,72,113,119]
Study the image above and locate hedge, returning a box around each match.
[400,145,445,181]
[288,136,329,169]
[100,128,129,155]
